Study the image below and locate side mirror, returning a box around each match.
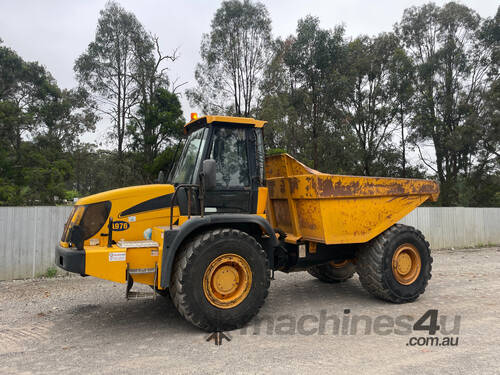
[202,159,216,190]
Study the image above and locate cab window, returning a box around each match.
[172,128,207,184]
[209,127,250,188]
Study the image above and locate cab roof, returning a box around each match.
[184,115,266,134]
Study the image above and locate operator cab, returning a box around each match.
[169,115,266,215]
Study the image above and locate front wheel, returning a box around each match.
[356,224,432,303]
[150,285,169,298]
[169,228,270,331]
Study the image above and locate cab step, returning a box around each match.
[125,263,159,301]
[128,267,156,275]
[126,290,155,300]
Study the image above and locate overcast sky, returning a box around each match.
[0,0,498,144]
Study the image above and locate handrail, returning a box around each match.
[169,184,199,229]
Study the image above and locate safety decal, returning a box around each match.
[109,252,126,262]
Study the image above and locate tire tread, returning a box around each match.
[170,228,270,331]
[356,224,432,303]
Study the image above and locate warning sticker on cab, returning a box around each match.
[109,252,126,262]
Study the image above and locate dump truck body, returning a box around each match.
[266,153,439,245]
[56,115,439,332]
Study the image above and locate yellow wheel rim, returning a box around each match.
[330,260,349,268]
[392,243,421,285]
[203,253,252,309]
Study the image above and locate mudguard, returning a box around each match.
[160,214,278,288]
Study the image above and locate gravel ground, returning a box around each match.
[0,246,499,375]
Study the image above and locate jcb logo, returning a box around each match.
[112,221,130,231]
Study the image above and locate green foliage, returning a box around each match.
[258,18,425,178]
[128,88,184,183]
[266,148,288,156]
[396,2,496,205]
[43,267,58,278]
[64,190,80,202]
[259,17,356,173]
[388,46,415,177]
[74,1,153,164]
[0,41,97,206]
[0,2,498,208]
[256,3,498,203]
[74,1,183,186]
[187,0,272,116]
[344,33,403,176]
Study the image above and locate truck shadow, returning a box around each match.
[52,275,391,338]
[55,294,201,339]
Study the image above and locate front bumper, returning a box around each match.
[55,244,86,275]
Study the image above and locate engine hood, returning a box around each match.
[76,184,175,206]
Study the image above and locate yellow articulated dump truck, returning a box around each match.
[56,115,439,332]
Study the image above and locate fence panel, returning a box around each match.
[399,207,500,249]
[0,206,72,280]
[0,206,499,281]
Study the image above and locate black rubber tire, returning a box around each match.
[356,224,432,303]
[150,286,169,298]
[307,262,355,283]
[169,228,270,332]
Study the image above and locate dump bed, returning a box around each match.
[265,153,439,245]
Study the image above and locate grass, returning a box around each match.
[42,267,58,278]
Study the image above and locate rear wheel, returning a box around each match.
[356,224,432,303]
[170,228,270,331]
[307,260,355,283]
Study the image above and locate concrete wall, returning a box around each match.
[0,206,499,281]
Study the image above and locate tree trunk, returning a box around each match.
[400,104,406,178]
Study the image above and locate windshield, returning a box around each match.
[171,127,208,184]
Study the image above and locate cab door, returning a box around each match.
[203,126,253,213]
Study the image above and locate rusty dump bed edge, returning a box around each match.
[265,153,439,245]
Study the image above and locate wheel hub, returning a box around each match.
[392,244,421,285]
[203,254,252,309]
[396,253,412,275]
[212,265,239,295]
